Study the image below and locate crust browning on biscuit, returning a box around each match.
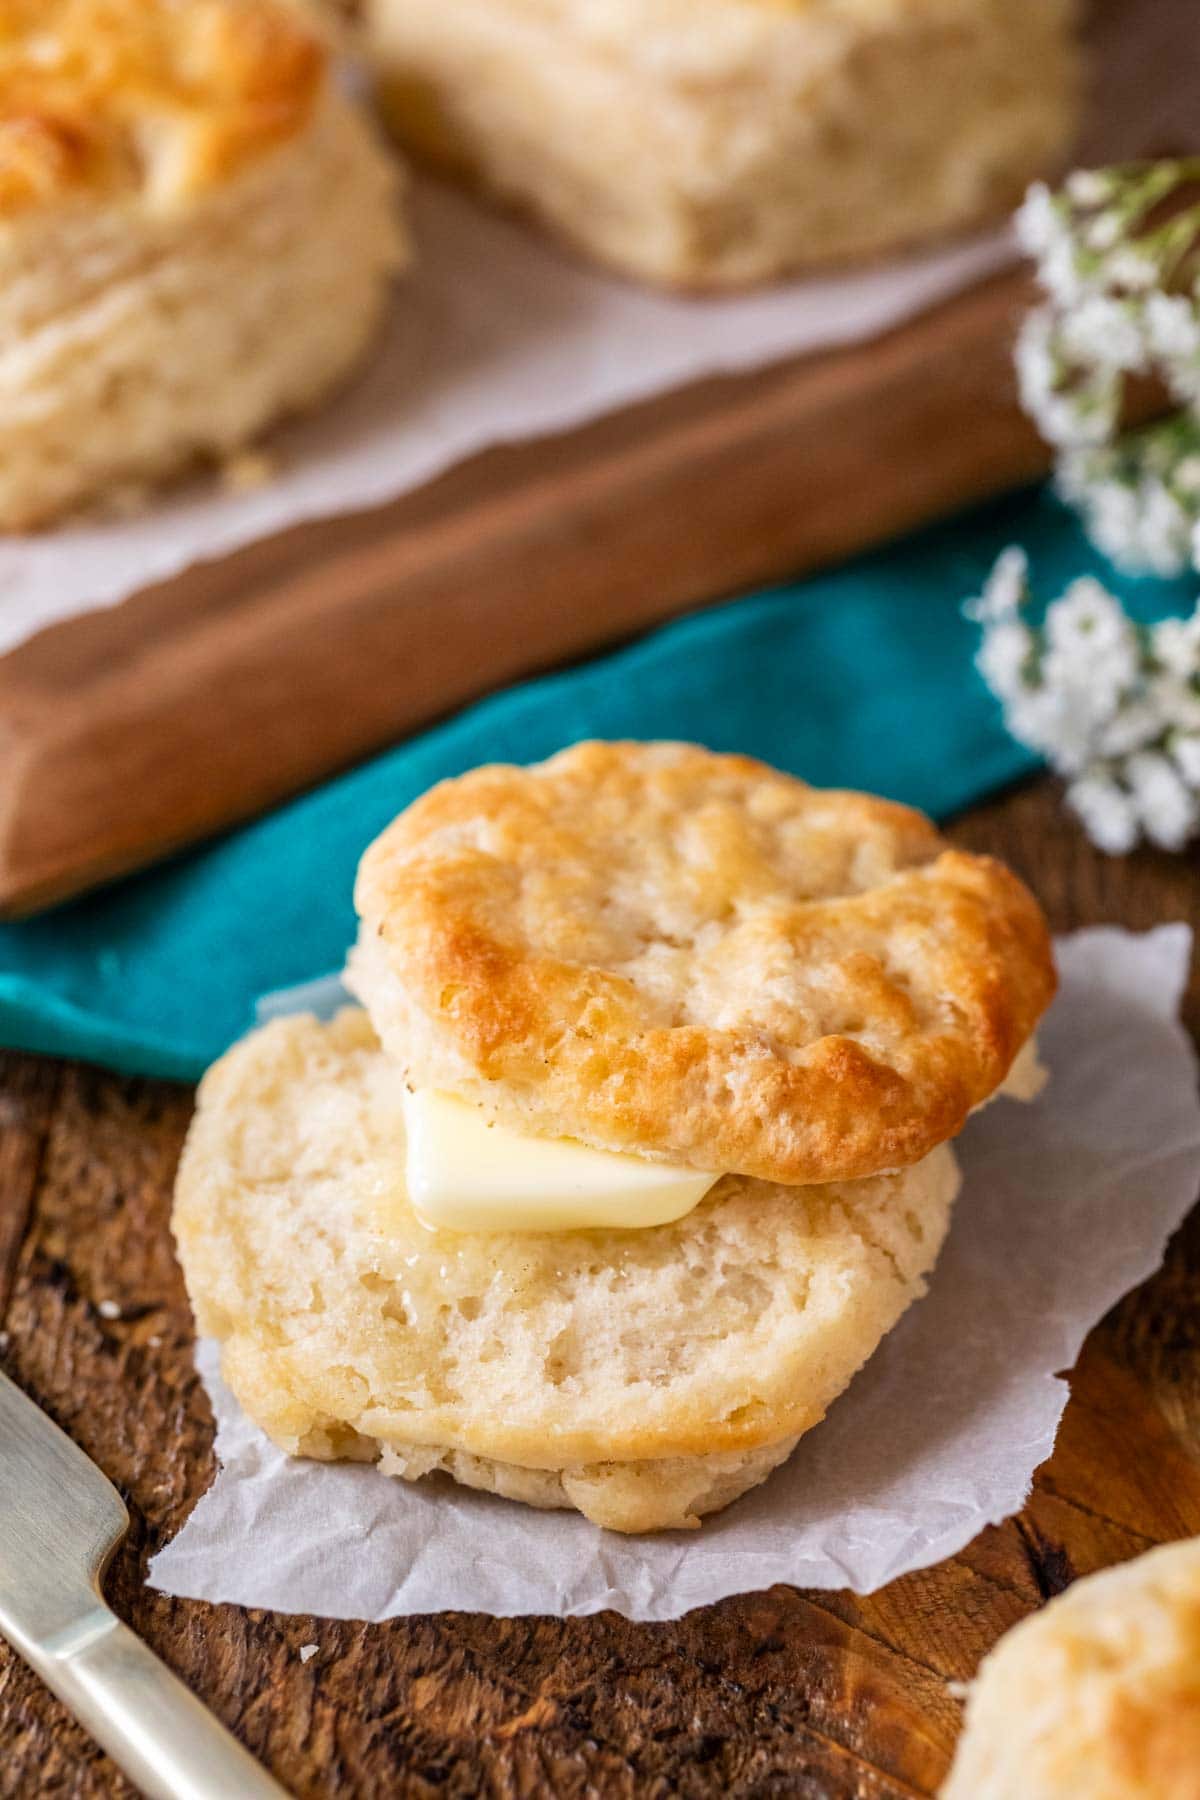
[0,0,324,217]
[941,1538,1200,1799]
[173,1008,961,1530]
[352,742,1056,1186]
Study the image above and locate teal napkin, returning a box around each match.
[0,488,1191,1082]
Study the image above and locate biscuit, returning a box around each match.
[172,1007,961,1532]
[351,742,1056,1187]
[941,1537,1200,1799]
[0,0,406,530]
[361,0,1080,288]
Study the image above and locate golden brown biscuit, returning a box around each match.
[362,0,1081,288]
[173,1007,961,1532]
[941,1538,1200,1800]
[0,0,406,530]
[351,742,1056,1186]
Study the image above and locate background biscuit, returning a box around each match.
[942,1537,1200,1799]
[362,0,1080,288]
[0,0,406,529]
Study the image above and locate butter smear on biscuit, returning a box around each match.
[402,1089,719,1234]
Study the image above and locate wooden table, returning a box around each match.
[1,777,1198,1799]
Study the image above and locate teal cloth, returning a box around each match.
[0,487,1193,1082]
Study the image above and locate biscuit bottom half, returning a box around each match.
[173,1009,961,1533]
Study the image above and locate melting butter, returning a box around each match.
[402,1089,720,1233]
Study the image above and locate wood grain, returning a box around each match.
[0,265,1052,921]
[0,775,1197,1798]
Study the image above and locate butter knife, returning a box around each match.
[0,1368,285,1798]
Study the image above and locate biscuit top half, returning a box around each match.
[0,0,326,219]
[353,741,1056,1187]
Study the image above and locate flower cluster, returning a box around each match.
[966,550,1200,853]
[1016,162,1200,575]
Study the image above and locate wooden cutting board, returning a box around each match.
[0,264,1052,919]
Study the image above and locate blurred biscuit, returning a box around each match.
[942,1537,1200,1799]
[0,0,406,530]
[362,0,1081,287]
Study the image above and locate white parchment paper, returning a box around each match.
[150,926,1200,1620]
[2,0,1195,656]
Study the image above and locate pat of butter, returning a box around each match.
[402,1089,720,1233]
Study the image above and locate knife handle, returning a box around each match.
[30,1601,286,1800]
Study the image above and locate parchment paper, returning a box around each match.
[149,926,1200,1620]
[2,0,1195,657]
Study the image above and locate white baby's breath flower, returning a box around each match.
[1006,686,1096,777]
[1144,291,1200,363]
[1125,750,1199,849]
[975,619,1033,699]
[1106,245,1160,292]
[1059,296,1145,373]
[1151,611,1200,678]
[1065,169,1115,208]
[1094,698,1162,758]
[1066,772,1140,854]
[1016,183,1086,304]
[1172,732,1200,784]
[967,550,1200,855]
[1141,481,1195,576]
[1044,578,1137,662]
[1147,673,1200,733]
[1084,211,1122,252]
[963,546,1028,623]
[1015,311,1118,448]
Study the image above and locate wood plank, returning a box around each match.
[0,265,1051,920]
[0,776,1197,1797]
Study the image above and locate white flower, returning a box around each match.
[1016,183,1086,304]
[1094,698,1163,758]
[1172,732,1200,784]
[1140,481,1195,577]
[1015,313,1117,448]
[964,547,1029,623]
[1144,291,1200,363]
[1059,296,1145,373]
[1066,169,1115,208]
[1044,578,1138,664]
[1084,211,1122,252]
[1147,674,1200,733]
[1005,687,1095,776]
[1015,182,1058,256]
[1151,611,1200,678]
[976,619,1034,699]
[1067,772,1140,853]
[1126,750,1199,849]
[1107,245,1160,291]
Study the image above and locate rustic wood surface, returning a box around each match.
[0,262,1056,923]
[0,775,1197,1797]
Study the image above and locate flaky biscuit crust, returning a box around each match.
[353,742,1056,1184]
[941,1538,1200,1800]
[0,0,324,217]
[173,1008,960,1524]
